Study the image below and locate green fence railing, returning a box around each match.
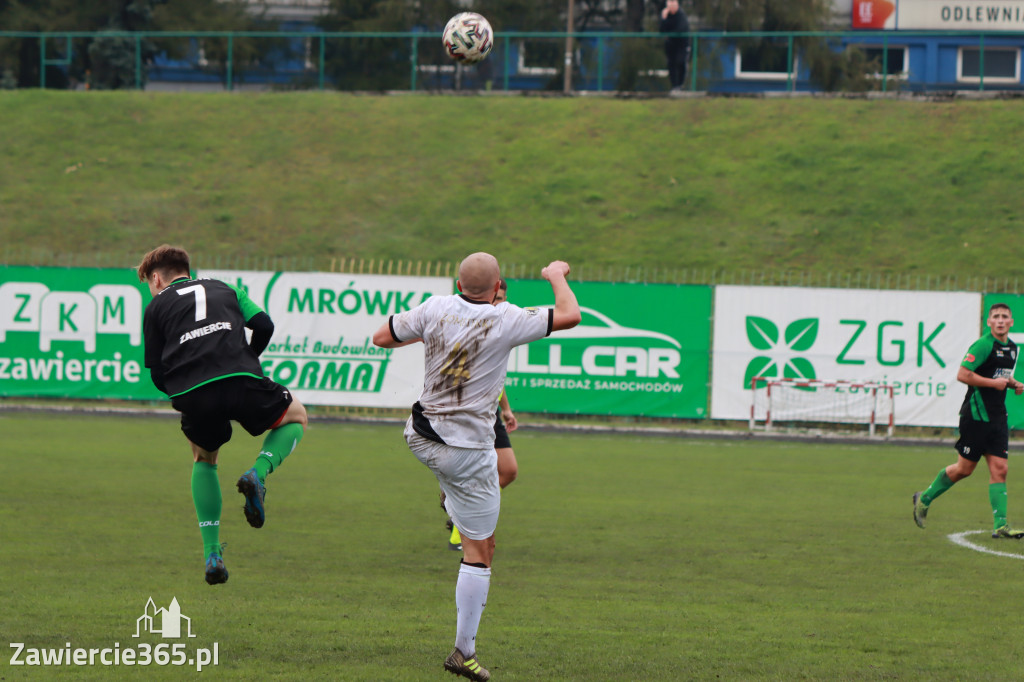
[3,29,1023,93]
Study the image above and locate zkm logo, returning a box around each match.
[134,597,196,639]
[743,316,819,389]
[0,282,142,351]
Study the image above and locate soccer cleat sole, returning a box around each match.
[237,470,266,529]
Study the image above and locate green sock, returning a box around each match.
[253,422,304,482]
[921,469,954,506]
[191,461,222,558]
[990,482,1009,530]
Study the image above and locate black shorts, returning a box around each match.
[954,416,1009,461]
[494,411,512,450]
[171,375,293,452]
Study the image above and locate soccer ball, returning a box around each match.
[442,12,494,65]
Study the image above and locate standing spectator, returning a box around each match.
[373,253,580,681]
[660,0,691,90]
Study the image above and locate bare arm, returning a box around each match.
[499,391,517,432]
[542,261,582,332]
[958,365,1012,391]
[372,321,421,349]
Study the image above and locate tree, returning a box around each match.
[319,0,460,90]
[88,1,166,90]
[0,0,260,89]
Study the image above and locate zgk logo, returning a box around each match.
[743,316,819,389]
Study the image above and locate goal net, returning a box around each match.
[749,377,895,437]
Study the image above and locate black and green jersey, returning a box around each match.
[959,332,1018,423]
[143,277,266,397]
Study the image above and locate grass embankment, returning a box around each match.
[1,91,1022,281]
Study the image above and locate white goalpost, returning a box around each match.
[749,377,895,437]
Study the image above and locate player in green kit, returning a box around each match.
[139,245,307,584]
[913,303,1024,537]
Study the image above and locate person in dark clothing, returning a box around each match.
[912,303,1024,538]
[660,0,690,90]
[139,244,307,585]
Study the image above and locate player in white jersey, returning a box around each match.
[373,252,581,682]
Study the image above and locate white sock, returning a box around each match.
[455,563,491,655]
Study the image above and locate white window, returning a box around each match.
[856,45,908,79]
[734,40,797,81]
[517,41,558,76]
[958,47,1020,83]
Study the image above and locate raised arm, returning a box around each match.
[541,261,582,332]
[372,318,421,349]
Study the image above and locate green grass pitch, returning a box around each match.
[3,412,1024,680]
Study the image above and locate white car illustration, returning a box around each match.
[540,307,681,348]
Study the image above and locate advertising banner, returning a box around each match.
[501,280,711,418]
[982,294,1024,430]
[711,286,982,427]
[852,0,897,29]
[853,0,1024,30]
[0,266,160,400]
[200,270,452,408]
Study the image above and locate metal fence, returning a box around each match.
[2,247,1019,294]
[4,29,1024,94]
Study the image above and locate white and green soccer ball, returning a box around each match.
[442,12,494,65]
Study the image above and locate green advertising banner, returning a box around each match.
[502,280,711,418]
[983,293,1024,430]
[0,266,160,400]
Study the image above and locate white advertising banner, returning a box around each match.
[853,0,1024,30]
[899,0,1024,30]
[200,270,452,408]
[710,286,982,427]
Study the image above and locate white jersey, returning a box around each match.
[388,294,552,448]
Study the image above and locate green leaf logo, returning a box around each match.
[785,318,818,352]
[784,357,817,381]
[746,316,779,350]
[742,316,820,388]
[744,356,777,389]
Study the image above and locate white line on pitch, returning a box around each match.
[947,530,1024,560]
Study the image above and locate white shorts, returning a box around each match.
[404,420,500,541]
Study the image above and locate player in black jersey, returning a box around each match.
[913,303,1024,538]
[139,245,307,585]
